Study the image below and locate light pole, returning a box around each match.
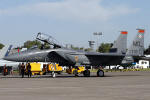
[88,41,95,51]
[93,32,102,51]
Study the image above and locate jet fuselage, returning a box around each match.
[4,48,125,66]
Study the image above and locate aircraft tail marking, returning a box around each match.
[127,29,145,56]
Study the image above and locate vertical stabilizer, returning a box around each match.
[0,45,13,59]
[127,29,145,56]
[110,31,128,54]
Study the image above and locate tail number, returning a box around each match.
[133,41,143,47]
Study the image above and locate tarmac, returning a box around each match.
[0,71,150,100]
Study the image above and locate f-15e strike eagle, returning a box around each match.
[4,29,145,77]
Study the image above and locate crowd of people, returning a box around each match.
[3,63,32,78]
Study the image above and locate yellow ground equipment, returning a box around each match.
[26,63,42,75]
[47,64,63,74]
[66,66,85,74]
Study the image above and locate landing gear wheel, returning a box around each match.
[97,70,104,77]
[83,69,90,77]
[73,70,78,77]
[52,72,56,78]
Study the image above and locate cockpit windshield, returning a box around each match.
[36,32,62,49]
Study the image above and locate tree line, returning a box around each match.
[0,43,4,49]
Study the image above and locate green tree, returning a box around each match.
[79,47,84,50]
[144,45,150,54]
[70,45,80,50]
[0,43,4,49]
[97,43,112,53]
[71,45,87,51]
[23,40,41,49]
[84,48,92,52]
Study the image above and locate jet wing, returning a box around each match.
[47,51,75,66]
[84,52,125,66]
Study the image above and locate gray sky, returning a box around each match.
[0,0,149,49]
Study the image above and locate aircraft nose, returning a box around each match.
[3,54,19,62]
[4,55,15,61]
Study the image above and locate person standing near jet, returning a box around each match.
[21,63,25,78]
[18,63,21,75]
[3,64,7,76]
[27,63,32,78]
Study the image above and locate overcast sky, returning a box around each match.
[0,0,149,49]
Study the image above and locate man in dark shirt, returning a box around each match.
[27,63,32,78]
[21,63,25,78]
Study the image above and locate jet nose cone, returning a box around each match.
[3,55,15,61]
[3,54,19,62]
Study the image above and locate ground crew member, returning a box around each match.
[27,63,32,78]
[10,68,13,76]
[42,65,46,75]
[18,63,21,75]
[3,65,7,76]
[21,63,25,78]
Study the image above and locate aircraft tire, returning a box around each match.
[83,70,90,77]
[97,70,104,77]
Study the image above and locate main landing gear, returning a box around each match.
[97,69,104,77]
[83,67,104,77]
[83,69,104,77]
[83,66,104,77]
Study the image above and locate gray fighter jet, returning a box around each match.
[138,55,150,62]
[4,29,144,77]
[142,56,150,61]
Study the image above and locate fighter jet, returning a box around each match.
[138,55,150,62]
[4,29,144,77]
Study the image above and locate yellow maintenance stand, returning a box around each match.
[25,63,63,75]
[47,64,63,74]
[66,66,85,74]
[26,63,43,75]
